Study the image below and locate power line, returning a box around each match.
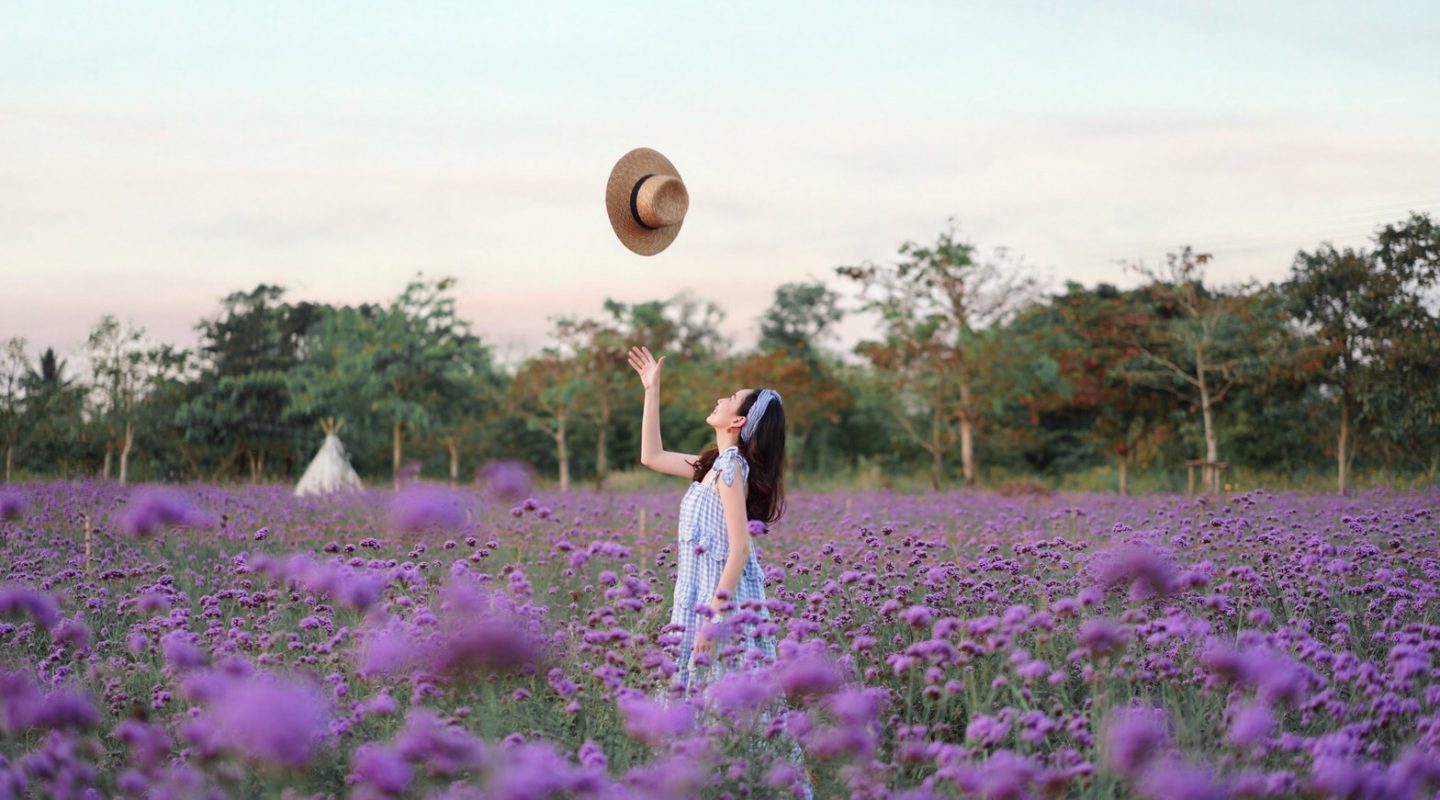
[1067,199,1440,263]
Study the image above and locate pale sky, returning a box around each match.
[3,1,1438,367]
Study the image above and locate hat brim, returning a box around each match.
[606,147,686,256]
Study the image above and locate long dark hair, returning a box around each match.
[690,387,786,524]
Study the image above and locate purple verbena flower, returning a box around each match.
[0,491,24,520]
[388,485,467,533]
[354,743,412,796]
[477,460,534,503]
[1138,758,1227,800]
[707,671,779,717]
[207,675,330,767]
[0,585,59,630]
[617,692,694,746]
[1103,706,1172,778]
[1228,702,1274,747]
[966,713,1012,748]
[1077,618,1131,658]
[1094,546,1177,599]
[119,489,207,538]
[774,652,844,699]
[393,709,489,776]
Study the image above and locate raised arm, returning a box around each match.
[627,345,697,478]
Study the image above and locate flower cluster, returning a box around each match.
[0,481,1437,798]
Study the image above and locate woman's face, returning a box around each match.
[706,388,754,434]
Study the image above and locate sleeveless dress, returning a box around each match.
[669,446,776,691]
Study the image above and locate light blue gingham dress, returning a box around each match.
[670,446,776,691]
[665,447,813,799]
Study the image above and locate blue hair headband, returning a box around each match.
[740,389,782,444]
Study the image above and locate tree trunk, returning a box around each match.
[3,444,11,483]
[119,421,133,484]
[594,425,607,490]
[595,398,612,491]
[392,421,403,490]
[211,443,242,483]
[1195,344,1221,495]
[102,443,112,480]
[959,381,975,486]
[1199,391,1217,464]
[789,425,816,478]
[447,438,459,486]
[1337,396,1350,495]
[1198,386,1219,494]
[930,402,943,491]
[555,415,570,493]
[1118,451,1129,496]
[177,441,203,480]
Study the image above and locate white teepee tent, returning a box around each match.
[295,418,363,497]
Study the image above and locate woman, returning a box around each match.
[626,345,786,691]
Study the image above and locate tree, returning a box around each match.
[758,281,844,358]
[1367,214,1440,473]
[133,345,196,482]
[508,350,586,492]
[1122,248,1294,494]
[554,315,628,489]
[728,349,850,475]
[603,298,677,354]
[603,291,730,360]
[429,373,500,486]
[0,339,29,482]
[83,316,151,482]
[1287,213,1440,479]
[290,276,492,488]
[666,290,730,361]
[1038,283,1178,494]
[750,281,850,474]
[179,285,327,481]
[179,370,293,481]
[19,348,85,479]
[1284,244,1383,492]
[838,222,1039,487]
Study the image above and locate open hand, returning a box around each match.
[627,345,665,391]
[692,632,714,658]
[690,632,715,676]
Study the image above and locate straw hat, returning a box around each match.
[606,147,689,256]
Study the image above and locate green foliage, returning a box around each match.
[179,285,330,481]
[1285,213,1440,478]
[757,280,844,358]
[837,221,1040,487]
[287,276,496,483]
[4,216,1439,489]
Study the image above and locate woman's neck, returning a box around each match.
[715,431,739,451]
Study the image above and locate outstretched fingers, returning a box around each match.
[627,346,662,372]
[627,347,648,374]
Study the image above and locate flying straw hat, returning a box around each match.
[605,147,689,256]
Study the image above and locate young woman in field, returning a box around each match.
[626,344,786,692]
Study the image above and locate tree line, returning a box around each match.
[2,213,1436,494]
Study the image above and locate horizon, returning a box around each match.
[4,1,1439,365]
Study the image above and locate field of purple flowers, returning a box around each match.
[1,481,1438,799]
